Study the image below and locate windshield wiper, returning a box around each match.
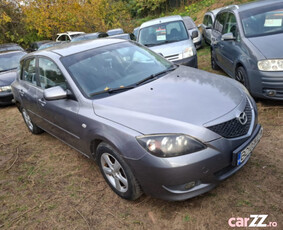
[0,68,16,73]
[136,65,178,86]
[89,85,136,97]
[143,44,156,47]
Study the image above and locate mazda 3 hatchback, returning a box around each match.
[12,39,262,201]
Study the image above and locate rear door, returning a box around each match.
[18,57,42,124]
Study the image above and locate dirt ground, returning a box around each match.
[0,44,282,230]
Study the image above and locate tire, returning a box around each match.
[235,66,250,90]
[96,142,142,200]
[21,108,44,134]
[211,49,220,70]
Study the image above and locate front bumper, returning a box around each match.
[247,69,283,100]
[126,124,262,201]
[173,55,198,68]
[0,91,14,106]
[193,39,202,50]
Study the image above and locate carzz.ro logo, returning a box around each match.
[228,215,278,228]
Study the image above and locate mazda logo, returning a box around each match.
[237,112,248,125]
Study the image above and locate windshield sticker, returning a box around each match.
[156,27,166,41]
[264,19,282,27]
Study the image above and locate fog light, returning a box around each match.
[265,89,276,97]
[163,181,197,193]
[184,181,196,190]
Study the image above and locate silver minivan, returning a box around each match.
[137,15,198,68]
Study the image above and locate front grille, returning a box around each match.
[165,54,179,61]
[207,100,252,138]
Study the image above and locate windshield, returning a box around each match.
[0,51,26,72]
[138,20,189,46]
[61,42,173,98]
[240,3,283,38]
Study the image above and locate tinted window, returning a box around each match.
[38,58,66,89]
[139,20,189,46]
[207,15,213,26]
[214,12,228,33]
[223,13,238,37]
[58,35,69,41]
[203,15,208,25]
[21,58,37,86]
[240,3,283,37]
[0,51,26,72]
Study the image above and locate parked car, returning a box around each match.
[110,33,136,40]
[182,16,202,49]
[107,28,124,36]
[38,41,66,50]
[199,7,223,44]
[71,32,108,42]
[211,0,283,100]
[0,50,26,105]
[133,27,140,38]
[0,43,24,52]
[56,31,85,42]
[138,15,198,68]
[26,40,52,52]
[12,38,262,200]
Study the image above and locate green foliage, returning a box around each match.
[185,0,215,20]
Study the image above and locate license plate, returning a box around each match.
[236,128,263,166]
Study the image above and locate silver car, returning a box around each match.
[137,15,198,68]
[199,7,223,44]
[12,39,262,201]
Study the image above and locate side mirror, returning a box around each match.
[191,31,198,39]
[221,32,235,41]
[44,86,67,101]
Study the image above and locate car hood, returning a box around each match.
[0,69,17,86]
[93,66,246,140]
[248,33,283,59]
[149,39,194,57]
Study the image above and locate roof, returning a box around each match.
[140,15,183,28]
[56,31,85,36]
[237,0,281,12]
[29,38,126,57]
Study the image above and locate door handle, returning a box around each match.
[38,98,46,107]
[19,89,24,97]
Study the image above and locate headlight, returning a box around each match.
[258,59,283,71]
[136,134,206,157]
[179,47,194,59]
[0,86,11,92]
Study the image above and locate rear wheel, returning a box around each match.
[21,108,43,134]
[211,49,220,70]
[96,142,142,200]
[235,66,250,90]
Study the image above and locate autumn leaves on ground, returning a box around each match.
[0,44,282,229]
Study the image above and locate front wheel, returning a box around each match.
[96,142,142,200]
[21,108,43,134]
[235,66,250,90]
